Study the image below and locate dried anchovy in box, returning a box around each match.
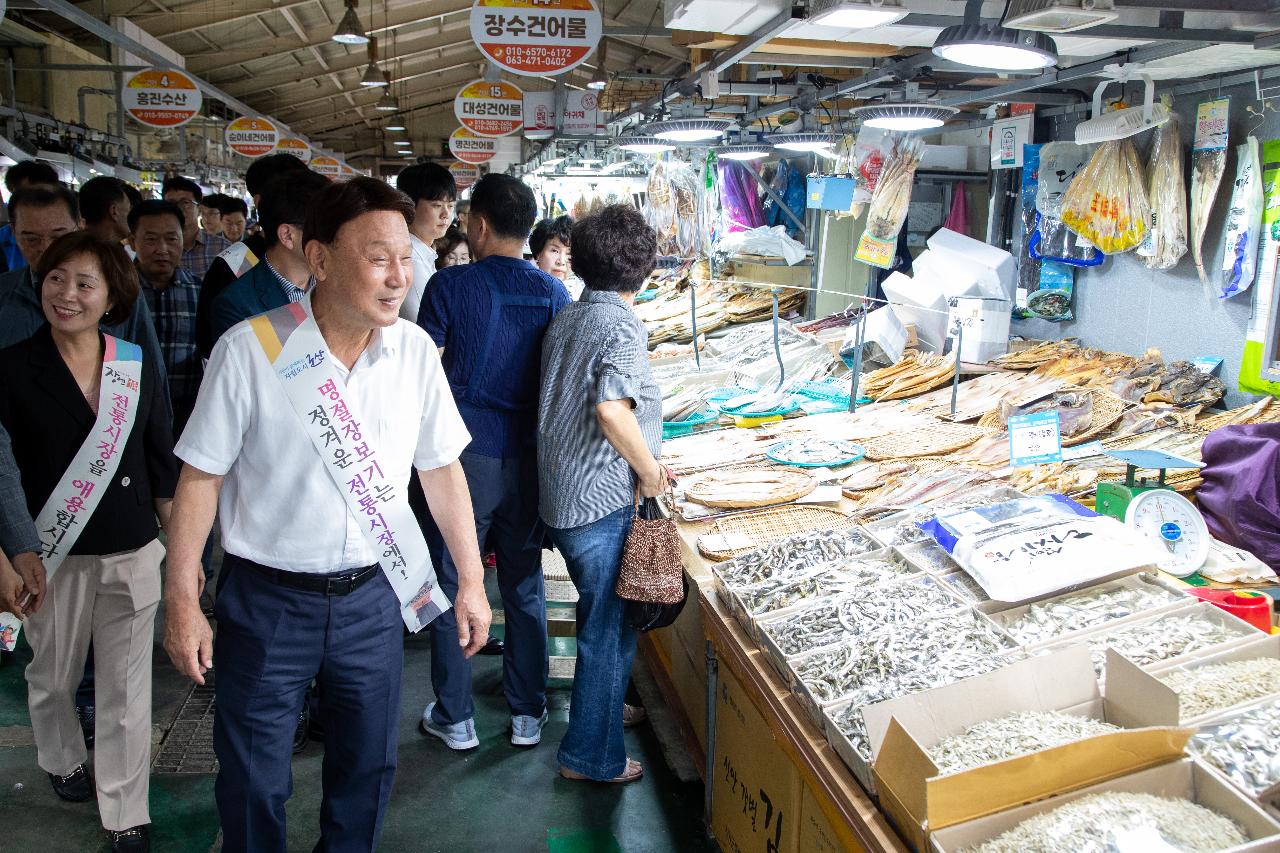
[962,791,1247,853]
[929,711,1120,775]
[717,528,878,588]
[763,599,854,657]
[1161,658,1280,720]
[737,569,861,617]
[939,571,990,603]
[836,578,967,633]
[1085,613,1249,678]
[1190,699,1280,796]
[1004,583,1186,645]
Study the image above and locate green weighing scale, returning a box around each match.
[1096,449,1209,577]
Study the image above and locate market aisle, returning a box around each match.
[0,592,711,852]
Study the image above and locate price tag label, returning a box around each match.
[854,232,896,268]
[1008,410,1063,467]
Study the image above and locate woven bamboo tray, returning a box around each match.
[976,390,1128,447]
[685,468,817,509]
[696,505,857,561]
[860,422,989,461]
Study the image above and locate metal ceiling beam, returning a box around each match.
[899,13,1258,43]
[275,59,477,116]
[740,53,876,69]
[129,0,317,40]
[28,0,294,130]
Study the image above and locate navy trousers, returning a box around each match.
[428,451,547,724]
[212,554,404,853]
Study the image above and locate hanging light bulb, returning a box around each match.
[360,36,386,87]
[332,1,369,45]
[375,74,398,111]
[586,40,608,90]
[385,115,406,131]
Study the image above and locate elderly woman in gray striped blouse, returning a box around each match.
[537,204,666,784]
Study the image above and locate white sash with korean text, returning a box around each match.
[249,303,450,632]
[34,335,144,579]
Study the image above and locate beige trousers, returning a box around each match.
[24,538,165,832]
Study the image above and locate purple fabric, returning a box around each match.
[1196,422,1280,572]
[718,161,764,233]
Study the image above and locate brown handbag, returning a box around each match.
[615,493,685,605]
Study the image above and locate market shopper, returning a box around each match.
[0,160,61,273]
[537,204,663,783]
[162,176,490,853]
[79,177,133,248]
[395,162,456,322]
[217,196,249,244]
[0,231,178,853]
[198,195,224,238]
[160,177,231,280]
[130,200,202,435]
[417,173,571,750]
[531,215,582,298]
[436,230,470,268]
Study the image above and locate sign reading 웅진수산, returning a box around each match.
[469,0,602,78]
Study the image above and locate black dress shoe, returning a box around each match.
[109,825,150,853]
[478,636,505,656]
[76,704,95,749]
[292,705,309,755]
[48,763,94,802]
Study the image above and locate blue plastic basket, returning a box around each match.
[662,408,720,439]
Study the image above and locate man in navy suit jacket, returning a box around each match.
[209,170,331,346]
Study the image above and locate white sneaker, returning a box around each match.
[510,710,549,747]
[419,702,479,750]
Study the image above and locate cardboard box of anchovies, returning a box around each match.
[862,645,1193,851]
[929,759,1280,852]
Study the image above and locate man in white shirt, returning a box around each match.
[395,163,457,322]
[162,177,491,853]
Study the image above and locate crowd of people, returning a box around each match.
[0,155,666,853]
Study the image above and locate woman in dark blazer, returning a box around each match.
[0,231,177,853]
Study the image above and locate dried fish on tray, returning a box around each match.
[990,340,1081,370]
[713,528,880,590]
[1158,658,1280,721]
[992,576,1189,646]
[962,792,1247,853]
[861,421,989,461]
[735,564,870,622]
[1058,607,1262,679]
[1190,699,1280,799]
[683,469,816,509]
[930,710,1120,775]
[698,505,862,561]
[861,351,958,402]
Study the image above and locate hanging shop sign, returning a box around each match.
[519,89,600,137]
[449,161,480,189]
[990,114,1033,170]
[311,155,341,178]
[469,0,602,78]
[226,117,279,158]
[455,80,524,137]
[121,68,202,129]
[339,162,357,180]
[449,127,497,164]
[275,137,312,163]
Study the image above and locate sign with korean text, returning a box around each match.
[455,79,524,137]
[561,89,601,136]
[1008,410,1063,467]
[121,68,202,128]
[1195,98,1230,151]
[449,161,480,189]
[522,90,555,138]
[339,162,357,180]
[275,136,312,163]
[226,117,279,158]
[470,0,602,78]
[310,155,341,178]
[449,127,496,164]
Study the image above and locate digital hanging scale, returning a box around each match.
[1096,449,1209,577]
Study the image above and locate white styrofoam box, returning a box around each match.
[882,271,948,353]
[663,0,788,35]
[926,228,1017,302]
[947,297,1012,363]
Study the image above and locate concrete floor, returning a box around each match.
[0,579,712,853]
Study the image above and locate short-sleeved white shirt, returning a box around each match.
[399,234,438,322]
[176,292,470,574]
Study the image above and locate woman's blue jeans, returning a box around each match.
[549,505,637,779]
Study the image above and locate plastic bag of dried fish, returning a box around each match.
[961,792,1247,853]
[1159,658,1280,720]
[1000,581,1187,645]
[1190,699,1280,797]
[1060,139,1151,255]
[930,711,1120,775]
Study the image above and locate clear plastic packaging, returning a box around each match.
[1220,135,1264,299]
[864,135,923,241]
[1060,139,1151,254]
[1138,103,1188,270]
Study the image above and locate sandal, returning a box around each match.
[559,758,644,784]
[623,703,648,728]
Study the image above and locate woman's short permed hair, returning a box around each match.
[570,205,656,294]
[37,232,140,325]
[529,215,573,257]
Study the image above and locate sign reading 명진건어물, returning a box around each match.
[449,127,497,164]
[469,0,602,78]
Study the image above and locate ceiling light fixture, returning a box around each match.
[807,0,908,29]
[713,140,771,161]
[768,132,838,153]
[360,36,387,87]
[332,1,369,44]
[616,135,675,155]
[385,116,406,130]
[374,77,398,111]
[393,139,411,146]
[1003,0,1118,34]
[586,40,608,90]
[932,23,1058,70]
[644,118,733,143]
[854,102,959,131]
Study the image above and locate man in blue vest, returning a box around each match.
[209,169,331,344]
[416,174,571,751]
